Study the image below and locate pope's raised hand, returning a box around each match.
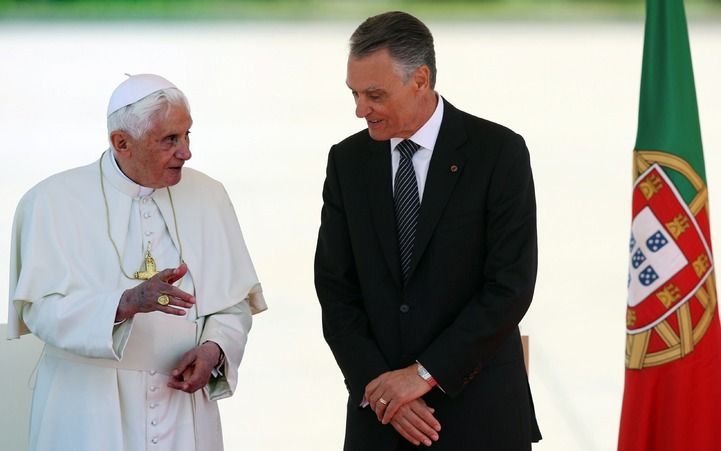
[115,263,196,322]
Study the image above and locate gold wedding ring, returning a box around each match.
[378,398,388,406]
[157,294,170,306]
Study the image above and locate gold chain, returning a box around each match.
[99,151,184,280]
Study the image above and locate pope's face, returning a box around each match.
[346,48,426,141]
[119,103,192,188]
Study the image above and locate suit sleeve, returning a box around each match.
[314,146,390,405]
[418,133,538,397]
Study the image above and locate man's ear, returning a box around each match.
[110,130,131,154]
[412,65,431,92]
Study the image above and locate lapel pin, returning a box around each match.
[450,164,459,173]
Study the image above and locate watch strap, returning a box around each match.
[416,362,437,388]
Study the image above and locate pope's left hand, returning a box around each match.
[167,341,222,393]
[365,364,433,424]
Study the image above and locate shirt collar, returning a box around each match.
[103,149,155,198]
[390,93,444,151]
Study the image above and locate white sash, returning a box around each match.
[44,312,198,375]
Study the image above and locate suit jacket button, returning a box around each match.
[399,304,410,313]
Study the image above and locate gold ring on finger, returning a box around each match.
[157,294,171,306]
[378,397,388,406]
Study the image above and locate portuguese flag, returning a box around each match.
[618,1,721,450]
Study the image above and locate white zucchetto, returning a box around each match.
[107,73,177,117]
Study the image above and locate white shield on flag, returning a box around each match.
[628,207,688,307]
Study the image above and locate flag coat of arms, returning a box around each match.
[618,1,721,450]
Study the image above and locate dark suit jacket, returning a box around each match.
[315,99,541,450]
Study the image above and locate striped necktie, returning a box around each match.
[394,139,421,281]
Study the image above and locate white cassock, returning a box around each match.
[7,150,267,451]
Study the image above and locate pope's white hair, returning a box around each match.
[107,87,190,144]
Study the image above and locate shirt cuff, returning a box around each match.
[203,340,225,377]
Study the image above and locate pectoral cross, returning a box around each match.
[134,242,159,280]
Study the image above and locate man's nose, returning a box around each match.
[355,98,371,118]
[176,140,192,161]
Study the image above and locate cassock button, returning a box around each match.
[149,385,158,392]
[151,437,159,444]
[149,370,157,376]
[399,304,410,313]
[149,402,158,409]
[143,212,152,219]
[151,419,158,426]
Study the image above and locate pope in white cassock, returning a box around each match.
[6,74,267,451]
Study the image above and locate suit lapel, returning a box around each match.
[408,100,468,279]
[366,138,404,287]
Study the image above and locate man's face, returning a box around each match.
[117,103,192,188]
[346,48,427,141]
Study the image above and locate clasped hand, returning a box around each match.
[167,341,221,393]
[364,365,441,447]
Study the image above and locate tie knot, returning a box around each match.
[396,140,420,160]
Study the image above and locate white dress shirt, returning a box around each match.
[390,94,444,201]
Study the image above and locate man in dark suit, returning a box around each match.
[315,11,541,450]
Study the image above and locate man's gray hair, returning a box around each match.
[107,87,189,142]
[349,11,436,88]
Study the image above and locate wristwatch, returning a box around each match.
[416,362,437,388]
